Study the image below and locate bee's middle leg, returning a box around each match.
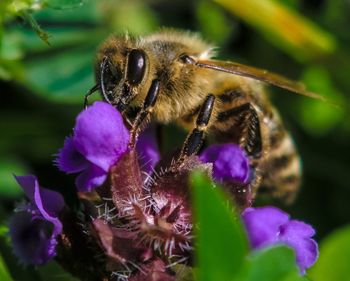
[178,94,216,161]
[129,79,160,146]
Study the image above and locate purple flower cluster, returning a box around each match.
[9,101,318,278]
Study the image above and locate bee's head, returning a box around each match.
[95,36,149,112]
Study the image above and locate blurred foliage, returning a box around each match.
[214,0,337,62]
[1,0,350,280]
[192,172,306,281]
[0,253,13,281]
[0,158,25,199]
[192,172,248,281]
[37,262,79,281]
[299,66,344,136]
[309,225,350,281]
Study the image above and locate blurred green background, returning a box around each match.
[0,0,349,280]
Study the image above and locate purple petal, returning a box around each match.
[73,101,129,172]
[14,175,37,201]
[242,207,319,275]
[279,220,319,274]
[14,175,64,219]
[136,125,160,173]
[9,211,58,265]
[75,164,107,192]
[200,143,250,184]
[10,176,64,265]
[242,207,290,248]
[56,137,89,173]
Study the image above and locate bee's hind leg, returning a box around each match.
[217,103,263,159]
[129,79,160,146]
[177,94,216,162]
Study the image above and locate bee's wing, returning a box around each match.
[195,59,327,102]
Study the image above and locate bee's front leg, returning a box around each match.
[178,94,216,161]
[129,79,160,146]
[83,84,100,109]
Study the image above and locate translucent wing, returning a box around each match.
[194,58,327,102]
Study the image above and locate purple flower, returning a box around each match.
[242,206,319,274]
[136,125,160,174]
[56,101,130,191]
[9,175,64,265]
[200,143,250,184]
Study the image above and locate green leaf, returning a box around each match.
[0,57,23,80]
[38,261,79,281]
[106,1,158,35]
[44,0,83,10]
[237,246,305,281]
[191,171,248,281]
[196,1,235,44]
[14,1,106,101]
[0,253,13,281]
[298,66,345,136]
[0,29,25,80]
[0,226,8,238]
[20,11,51,44]
[214,0,336,62]
[309,225,350,281]
[24,45,96,102]
[0,30,24,60]
[0,158,27,199]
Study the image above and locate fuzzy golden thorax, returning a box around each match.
[95,30,217,123]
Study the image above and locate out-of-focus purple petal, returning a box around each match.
[279,220,319,274]
[73,101,129,172]
[9,212,58,265]
[200,143,250,184]
[14,174,37,200]
[14,175,64,220]
[56,137,89,173]
[242,206,289,248]
[242,206,319,274]
[75,164,107,192]
[136,125,160,173]
[10,176,64,265]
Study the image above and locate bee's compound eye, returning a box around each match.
[127,49,146,85]
[179,54,195,64]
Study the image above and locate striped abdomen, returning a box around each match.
[258,108,302,203]
[210,81,302,203]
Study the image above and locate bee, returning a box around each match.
[85,29,323,203]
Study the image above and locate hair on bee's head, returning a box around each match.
[98,37,148,111]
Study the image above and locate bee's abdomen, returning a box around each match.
[259,118,302,203]
[211,84,302,203]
